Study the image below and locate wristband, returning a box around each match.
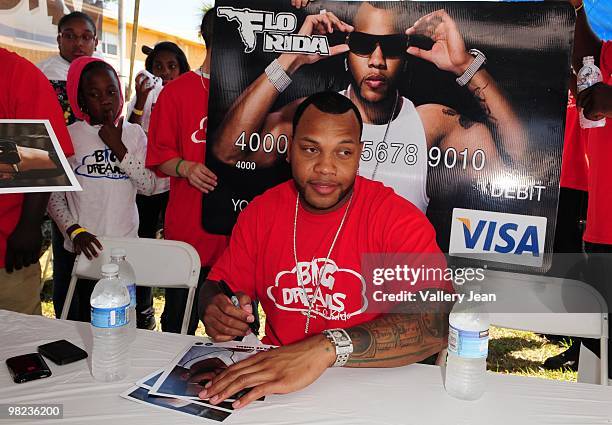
[265,59,292,93]
[456,49,487,87]
[69,227,88,241]
[132,108,144,116]
[175,159,185,177]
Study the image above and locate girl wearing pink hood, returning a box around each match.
[48,57,159,321]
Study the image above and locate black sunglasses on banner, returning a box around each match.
[347,32,407,58]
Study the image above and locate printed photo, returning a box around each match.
[150,341,270,402]
[121,385,232,422]
[136,369,235,412]
[0,120,80,194]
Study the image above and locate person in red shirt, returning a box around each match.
[198,91,452,409]
[543,80,590,371]
[556,81,589,253]
[146,9,229,334]
[0,48,74,315]
[570,0,612,381]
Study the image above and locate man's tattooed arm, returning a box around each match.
[442,108,475,130]
[345,312,449,368]
[464,70,527,163]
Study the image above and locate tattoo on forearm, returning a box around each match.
[421,313,448,338]
[348,326,374,357]
[472,83,496,122]
[442,108,475,130]
[347,313,446,365]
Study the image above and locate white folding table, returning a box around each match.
[0,310,611,425]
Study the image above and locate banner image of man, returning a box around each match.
[205,1,573,271]
[214,3,524,208]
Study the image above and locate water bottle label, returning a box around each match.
[127,283,136,307]
[448,325,489,359]
[91,305,129,328]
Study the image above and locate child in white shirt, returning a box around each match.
[48,57,158,321]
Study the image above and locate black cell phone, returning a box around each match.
[37,339,88,365]
[6,353,52,384]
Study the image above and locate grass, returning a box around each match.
[39,251,577,382]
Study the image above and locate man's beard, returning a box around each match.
[348,73,398,125]
[294,179,355,213]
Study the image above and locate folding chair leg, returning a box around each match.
[60,276,78,320]
[181,287,196,335]
[601,337,608,386]
[40,248,53,290]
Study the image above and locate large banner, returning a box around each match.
[204,0,574,273]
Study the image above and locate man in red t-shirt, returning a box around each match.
[198,92,452,408]
[570,0,612,381]
[0,48,74,315]
[146,9,229,334]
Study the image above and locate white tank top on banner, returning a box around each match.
[340,87,430,212]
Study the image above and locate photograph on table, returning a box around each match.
[137,369,236,412]
[204,0,574,273]
[0,120,81,194]
[150,341,271,402]
[121,385,232,422]
[137,369,165,388]
[136,369,235,412]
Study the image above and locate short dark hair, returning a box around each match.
[200,7,215,47]
[58,11,97,36]
[144,42,190,75]
[292,91,363,136]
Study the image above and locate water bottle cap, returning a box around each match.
[583,56,594,64]
[110,248,126,257]
[101,263,119,274]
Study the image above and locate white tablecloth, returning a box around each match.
[0,310,611,425]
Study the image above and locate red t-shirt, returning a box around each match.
[584,41,612,244]
[560,91,589,191]
[146,71,228,266]
[208,177,450,346]
[0,48,74,269]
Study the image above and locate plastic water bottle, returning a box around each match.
[110,248,136,334]
[577,56,606,129]
[91,263,131,382]
[444,289,490,401]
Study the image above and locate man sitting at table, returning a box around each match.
[198,91,452,409]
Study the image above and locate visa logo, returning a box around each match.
[449,209,547,267]
[457,218,539,256]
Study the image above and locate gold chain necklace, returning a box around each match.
[292,192,353,334]
[347,86,400,180]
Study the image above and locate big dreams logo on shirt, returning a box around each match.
[75,148,128,180]
[266,257,368,322]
